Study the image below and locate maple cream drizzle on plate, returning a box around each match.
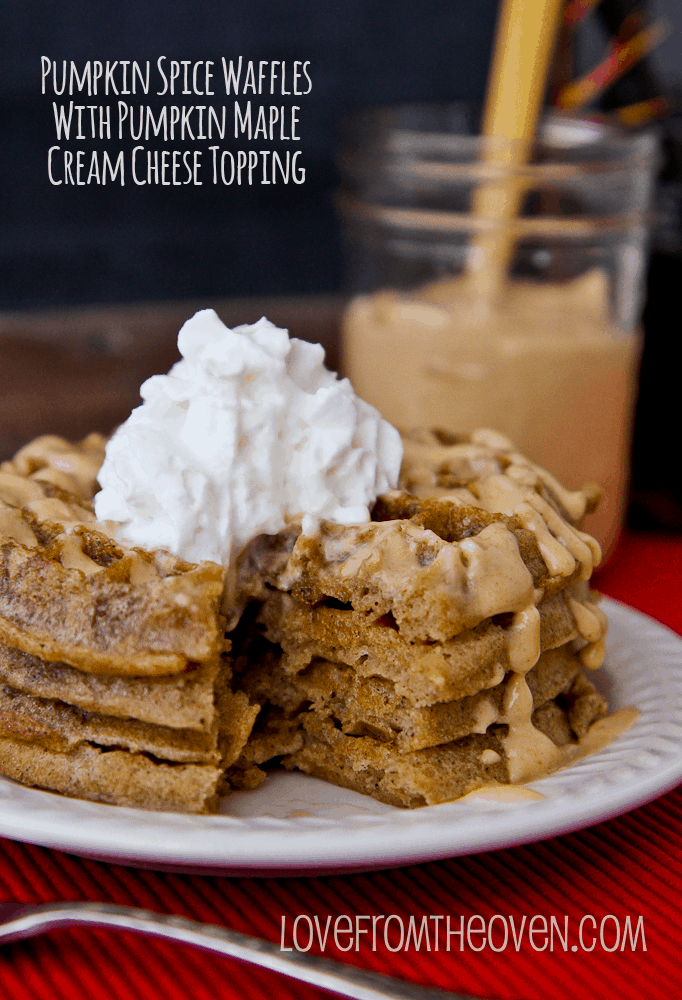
[459,706,641,803]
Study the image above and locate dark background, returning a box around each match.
[0,0,501,311]
[1,1,679,310]
[1,1,681,528]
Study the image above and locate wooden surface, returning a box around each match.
[0,295,346,461]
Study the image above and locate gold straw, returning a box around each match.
[467,0,566,307]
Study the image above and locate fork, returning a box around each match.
[0,902,480,1000]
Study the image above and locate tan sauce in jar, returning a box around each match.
[343,270,641,561]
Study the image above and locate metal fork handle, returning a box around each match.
[1,902,481,1000]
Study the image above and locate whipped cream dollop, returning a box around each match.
[94,310,402,565]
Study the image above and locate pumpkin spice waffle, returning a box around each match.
[0,665,259,812]
[0,498,225,676]
[236,640,595,754]
[280,677,605,809]
[0,435,258,813]
[250,579,598,706]
[0,644,219,730]
[231,631,607,806]
[230,427,609,803]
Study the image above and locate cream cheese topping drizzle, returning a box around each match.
[0,508,38,548]
[397,429,608,787]
[0,468,166,583]
[0,436,121,577]
[2,433,107,501]
[284,517,535,642]
[568,596,604,644]
[498,673,564,782]
[506,606,541,674]
[56,535,102,576]
[0,482,104,577]
[0,473,47,509]
[579,635,606,670]
[514,502,578,578]
[524,493,597,580]
[462,706,641,803]
[470,429,590,522]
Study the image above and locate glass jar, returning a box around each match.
[339,104,659,559]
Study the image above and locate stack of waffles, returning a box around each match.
[0,427,610,812]
[0,435,258,813]
[230,428,609,807]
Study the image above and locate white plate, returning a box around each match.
[1,597,681,876]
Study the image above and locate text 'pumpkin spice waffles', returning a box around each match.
[0,316,614,814]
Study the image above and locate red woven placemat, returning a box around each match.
[593,531,682,635]
[1,531,680,1000]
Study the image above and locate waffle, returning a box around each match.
[0,738,224,813]
[251,581,598,706]
[0,435,259,813]
[0,644,219,730]
[0,663,259,812]
[231,427,609,804]
[0,448,224,676]
[237,641,588,754]
[280,674,605,809]
[233,658,606,809]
